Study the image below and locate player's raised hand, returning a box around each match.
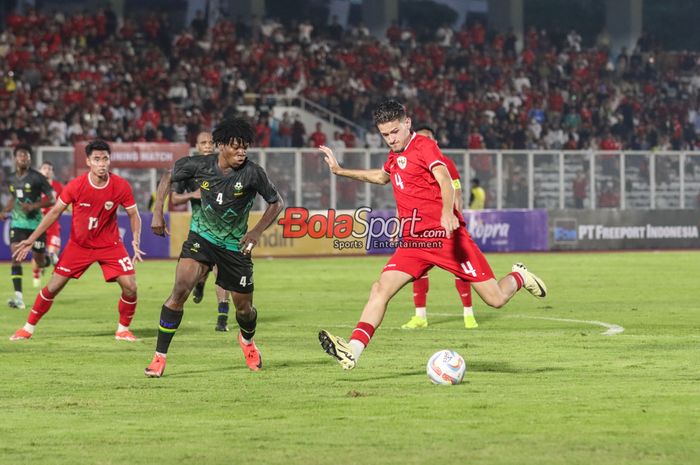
[151,211,169,236]
[440,212,459,239]
[319,145,340,174]
[12,239,34,262]
[132,240,145,263]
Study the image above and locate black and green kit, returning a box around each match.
[173,154,280,292]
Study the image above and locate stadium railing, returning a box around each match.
[21,147,700,212]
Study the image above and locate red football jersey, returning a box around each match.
[58,172,136,248]
[383,133,465,236]
[43,179,64,236]
[444,156,460,181]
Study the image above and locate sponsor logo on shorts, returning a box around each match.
[57,265,71,273]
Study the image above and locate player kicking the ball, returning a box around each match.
[145,117,284,378]
[318,100,547,370]
[10,140,144,342]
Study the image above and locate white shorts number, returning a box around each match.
[460,260,477,277]
[118,256,134,271]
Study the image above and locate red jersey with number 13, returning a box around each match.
[382,133,465,236]
[58,172,137,248]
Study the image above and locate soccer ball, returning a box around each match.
[426,350,466,385]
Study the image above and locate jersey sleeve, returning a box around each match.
[382,157,391,174]
[420,140,447,173]
[254,166,280,204]
[171,156,198,183]
[171,180,187,194]
[58,178,77,206]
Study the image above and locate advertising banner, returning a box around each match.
[167,211,367,258]
[1,212,171,261]
[367,209,549,254]
[549,209,700,250]
[73,142,189,174]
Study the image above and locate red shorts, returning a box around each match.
[55,240,135,282]
[46,223,61,249]
[383,227,495,282]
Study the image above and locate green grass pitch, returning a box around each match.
[1,251,699,465]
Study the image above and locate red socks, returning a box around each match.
[455,279,472,307]
[28,287,55,325]
[412,275,429,307]
[509,271,524,290]
[350,321,375,347]
[118,293,137,327]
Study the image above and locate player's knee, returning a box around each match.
[483,294,507,309]
[369,281,391,301]
[122,281,137,298]
[233,299,253,316]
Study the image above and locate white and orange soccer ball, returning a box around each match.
[426,349,466,385]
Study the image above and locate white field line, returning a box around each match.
[426,313,625,336]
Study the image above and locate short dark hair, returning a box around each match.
[373,100,407,126]
[471,178,481,186]
[415,125,435,136]
[41,161,54,168]
[14,144,32,157]
[85,140,111,157]
[212,117,255,147]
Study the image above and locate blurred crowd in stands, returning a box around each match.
[3,6,700,152]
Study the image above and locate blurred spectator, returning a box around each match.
[573,170,587,208]
[309,122,327,147]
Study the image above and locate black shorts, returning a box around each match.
[180,231,254,294]
[10,228,47,253]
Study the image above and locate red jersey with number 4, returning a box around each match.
[382,133,465,235]
[58,172,136,248]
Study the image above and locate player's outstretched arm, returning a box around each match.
[240,197,285,255]
[319,145,390,185]
[13,201,68,262]
[152,170,172,236]
[126,205,145,263]
[432,165,459,238]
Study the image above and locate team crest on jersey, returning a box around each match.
[201,181,210,190]
[397,156,407,170]
[24,183,32,191]
[104,201,114,210]
[234,182,244,197]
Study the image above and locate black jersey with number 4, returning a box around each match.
[8,168,54,229]
[172,154,279,252]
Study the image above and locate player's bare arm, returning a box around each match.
[151,170,172,236]
[454,187,463,211]
[170,189,201,205]
[126,205,145,262]
[432,165,459,238]
[240,197,285,255]
[319,145,390,185]
[13,201,69,262]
